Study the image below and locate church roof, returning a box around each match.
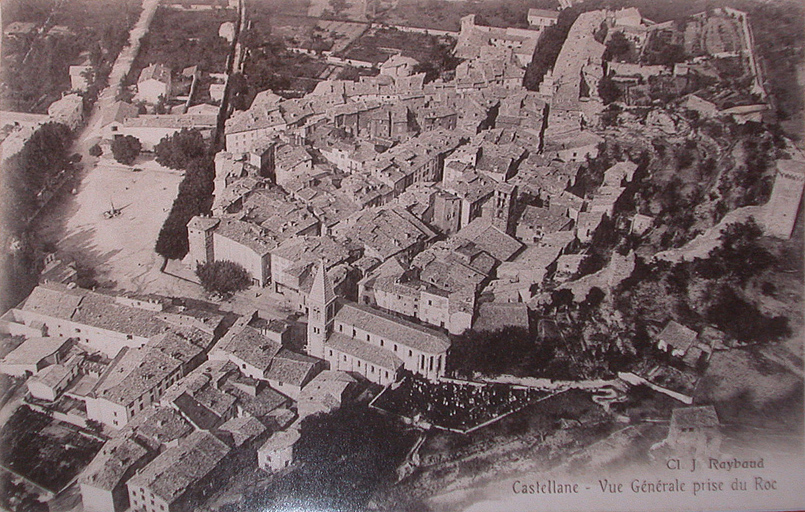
[309,260,335,305]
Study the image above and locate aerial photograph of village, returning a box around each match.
[0,0,802,510]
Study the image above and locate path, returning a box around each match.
[76,0,160,151]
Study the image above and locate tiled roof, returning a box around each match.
[335,302,450,354]
[213,324,282,373]
[212,217,277,256]
[128,431,230,504]
[671,406,719,429]
[138,63,171,84]
[21,284,84,319]
[658,320,697,347]
[326,332,403,370]
[117,406,193,447]
[264,353,317,388]
[2,336,70,365]
[456,219,523,262]
[80,435,152,490]
[94,347,181,406]
[218,415,267,447]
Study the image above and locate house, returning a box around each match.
[137,64,172,104]
[631,213,654,235]
[297,370,356,419]
[48,93,84,130]
[576,211,604,243]
[275,143,313,187]
[528,8,559,29]
[100,101,140,140]
[380,55,420,78]
[656,320,698,357]
[515,205,573,244]
[473,302,529,332]
[79,435,154,512]
[556,254,586,277]
[257,424,301,473]
[27,354,81,401]
[185,216,276,287]
[70,65,93,92]
[216,416,268,465]
[0,336,72,377]
[263,349,321,401]
[208,315,282,381]
[126,431,231,512]
[662,405,722,456]
[85,340,193,429]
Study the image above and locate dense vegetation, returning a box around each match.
[0,123,73,234]
[244,404,414,511]
[125,6,233,84]
[196,260,253,296]
[154,128,208,170]
[616,219,790,345]
[0,406,103,493]
[155,154,216,260]
[0,0,139,113]
[111,135,142,165]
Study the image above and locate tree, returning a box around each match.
[111,135,141,165]
[196,260,252,296]
[598,74,622,105]
[154,128,207,170]
[604,31,632,62]
[89,143,103,157]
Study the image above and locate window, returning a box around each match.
[379,339,384,347]
[393,344,397,352]
[329,349,333,356]
[126,334,133,340]
[75,328,81,333]
[357,361,361,368]
[409,350,413,357]
[343,355,347,361]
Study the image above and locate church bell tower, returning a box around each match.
[306,260,336,359]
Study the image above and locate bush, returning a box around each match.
[89,143,103,157]
[196,260,253,296]
[111,135,141,165]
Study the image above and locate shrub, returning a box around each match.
[89,143,103,157]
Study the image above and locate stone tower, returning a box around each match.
[490,182,517,235]
[184,216,220,269]
[306,260,336,360]
[762,159,805,239]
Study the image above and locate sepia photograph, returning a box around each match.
[0,0,803,510]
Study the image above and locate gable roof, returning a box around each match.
[334,301,450,354]
[138,63,172,84]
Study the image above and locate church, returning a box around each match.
[306,262,451,385]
